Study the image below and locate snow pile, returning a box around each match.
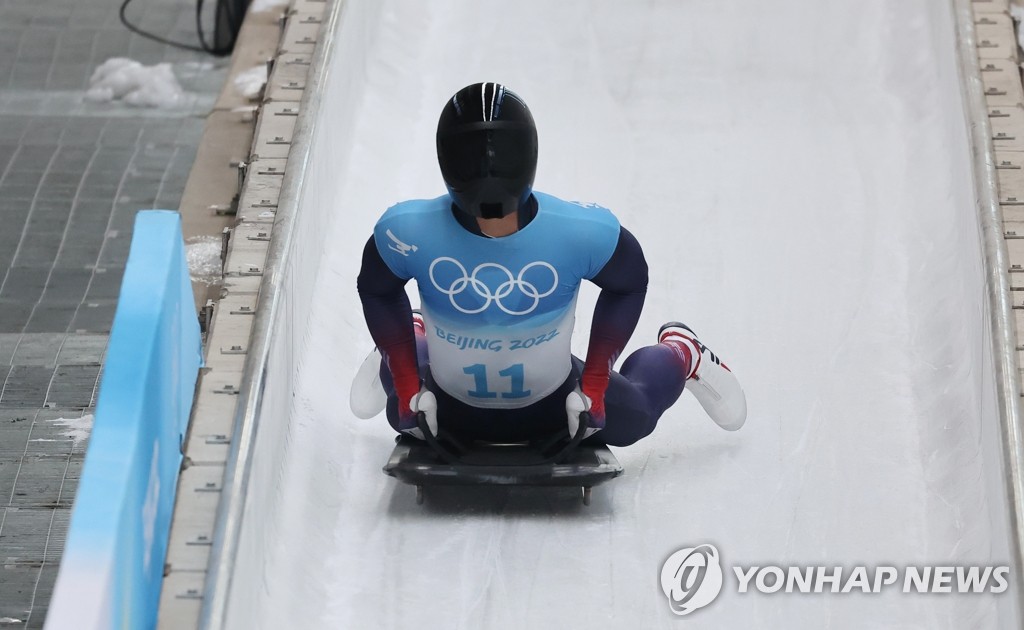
[250,0,289,13]
[85,58,186,108]
[50,414,94,448]
[234,64,268,100]
[187,235,223,285]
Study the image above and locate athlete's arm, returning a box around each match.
[581,227,649,420]
[356,236,421,417]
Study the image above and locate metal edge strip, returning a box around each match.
[197,2,346,627]
[951,0,1024,615]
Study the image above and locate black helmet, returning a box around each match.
[436,83,538,219]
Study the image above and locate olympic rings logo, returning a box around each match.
[428,257,559,315]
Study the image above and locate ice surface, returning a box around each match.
[221,0,1019,628]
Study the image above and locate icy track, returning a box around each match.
[221,0,1019,628]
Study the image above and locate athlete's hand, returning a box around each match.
[397,387,438,440]
[566,387,604,439]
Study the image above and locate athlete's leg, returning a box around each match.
[600,323,747,445]
[599,345,691,446]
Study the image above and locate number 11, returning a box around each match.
[463,363,531,399]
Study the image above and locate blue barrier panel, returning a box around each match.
[46,211,203,630]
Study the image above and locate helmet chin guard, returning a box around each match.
[445,176,532,220]
[437,83,538,219]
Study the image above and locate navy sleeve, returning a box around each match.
[357,235,408,298]
[581,227,649,409]
[589,226,649,341]
[356,236,420,406]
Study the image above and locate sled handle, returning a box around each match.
[415,410,590,466]
[416,411,465,465]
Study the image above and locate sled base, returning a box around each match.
[384,434,623,504]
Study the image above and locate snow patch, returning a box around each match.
[49,415,94,448]
[179,60,216,72]
[234,65,268,100]
[85,58,186,108]
[250,0,289,13]
[187,235,223,285]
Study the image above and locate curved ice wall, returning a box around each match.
[217,1,386,628]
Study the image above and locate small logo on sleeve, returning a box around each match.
[386,229,418,256]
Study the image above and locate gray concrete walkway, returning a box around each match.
[0,0,228,625]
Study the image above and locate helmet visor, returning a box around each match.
[438,126,537,186]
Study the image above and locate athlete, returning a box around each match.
[356,83,746,446]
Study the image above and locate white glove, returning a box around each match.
[402,388,438,440]
[566,387,601,439]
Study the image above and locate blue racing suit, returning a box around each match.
[356,191,690,446]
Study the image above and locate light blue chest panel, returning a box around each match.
[374,191,620,408]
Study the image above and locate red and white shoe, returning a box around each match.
[350,346,385,419]
[412,310,426,336]
[659,322,747,431]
